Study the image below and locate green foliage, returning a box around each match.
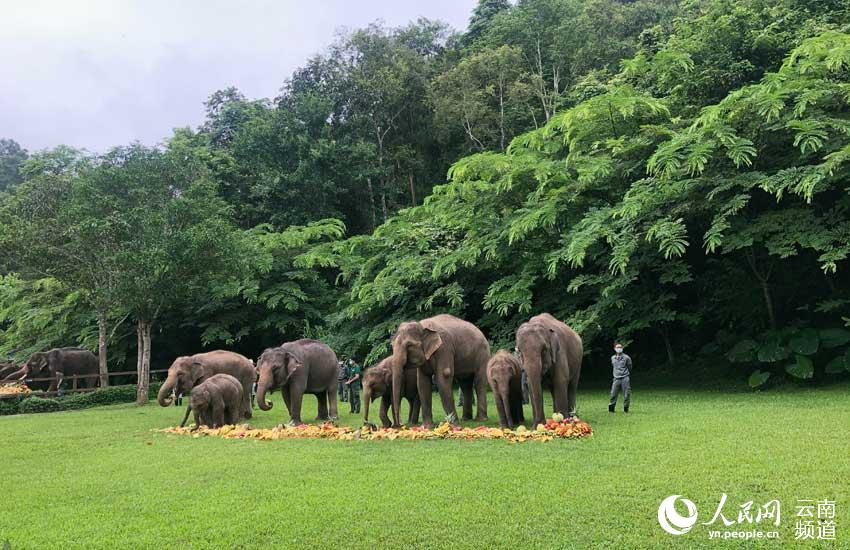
[785,354,815,379]
[747,369,771,389]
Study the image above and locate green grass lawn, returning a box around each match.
[1,385,848,549]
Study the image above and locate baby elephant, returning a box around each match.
[487,350,525,429]
[362,357,420,428]
[189,374,244,428]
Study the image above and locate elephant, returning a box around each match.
[25,348,98,392]
[157,350,255,427]
[486,350,525,429]
[361,357,420,428]
[390,313,489,428]
[189,374,244,428]
[255,339,338,425]
[0,363,25,381]
[515,313,583,426]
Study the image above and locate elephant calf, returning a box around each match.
[486,350,525,429]
[189,374,244,428]
[361,357,420,428]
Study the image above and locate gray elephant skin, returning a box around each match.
[390,313,489,428]
[157,350,255,426]
[255,339,338,425]
[190,374,244,428]
[361,357,420,428]
[515,313,582,426]
[486,349,525,429]
[24,347,98,391]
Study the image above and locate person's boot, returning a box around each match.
[608,404,615,413]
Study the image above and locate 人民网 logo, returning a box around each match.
[658,495,698,535]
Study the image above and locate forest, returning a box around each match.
[2,0,849,399]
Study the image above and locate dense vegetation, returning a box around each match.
[2,0,849,397]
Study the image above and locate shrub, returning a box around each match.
[0,395,23,416]
[1,381,164,415]
[18,396,65,414]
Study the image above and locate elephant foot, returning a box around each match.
[462,414,473,421]
[363,422,378,431]
[243,410,253,419]
[475,415,489,422]
[422,421,435,430]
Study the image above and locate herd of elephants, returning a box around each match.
[0,313,583,430]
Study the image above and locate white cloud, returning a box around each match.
[0,0,474,151]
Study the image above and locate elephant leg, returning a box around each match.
[435,364,459,426]
[493,388,508,428]
[461,381,473,421]
[527,370,545,427]
[327,387,338,421]
[408,395,420,425]
[241,378,253,420]
[552,370,569,418]
[474,371,488,422]
[417,368,434,428]
[288,383,305,425]
[379,394,392,428]
[193,408,202,428]
[566,373,579,417]
[316,392,328,421]
[281,384,293,420]
[226,403,240,425]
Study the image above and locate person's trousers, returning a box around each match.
[609,376,631,409]
[349,386,360,412]
[338,381,348,402]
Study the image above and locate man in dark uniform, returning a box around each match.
[337,360,349,403]
[345,357,362,414]
[608,342,633,413]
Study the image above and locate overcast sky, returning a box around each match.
[0,0,476,153]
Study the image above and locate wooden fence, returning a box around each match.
[2,369,171,398]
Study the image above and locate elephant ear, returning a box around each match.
[419,321,444,360]
[545,328,559,374]
[189,361,206,384]
[282,352,303,384]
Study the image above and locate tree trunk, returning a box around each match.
[136,320,152,405]
[408,174,416,207]
[381,191,388,222]
[759,280,777,331]
[97,312,109,388]
[661,327,675,365]
[366,177,376,232]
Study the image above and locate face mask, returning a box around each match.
[614,347,623,354]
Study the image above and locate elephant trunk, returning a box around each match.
[499,383,513,428]
[391,350,406,427]
[179,404,192,427]
[256,369,274,411]
[157,375,176,407]
[3,365,27,382]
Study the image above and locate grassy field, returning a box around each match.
[1,385,848,549]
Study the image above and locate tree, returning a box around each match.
[0,139,27,195]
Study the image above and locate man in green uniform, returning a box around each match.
[345,356,362,414]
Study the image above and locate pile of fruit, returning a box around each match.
[0,383,31,396]
[158,414,592,443]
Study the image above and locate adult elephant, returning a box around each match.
[157,350,255,426]
[255,339,338,426]
[390,314,489,428]
[25,348,98,392]
[515,313,583,426]
[361,357,420,428]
